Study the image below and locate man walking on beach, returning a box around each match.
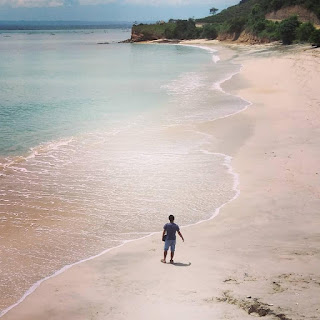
[161,215,184,264]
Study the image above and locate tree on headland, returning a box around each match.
[228,17,247,35]
[174,19,200,39]
[201,24,218,39]
[210,7,218,15]
[270,0,282,12]
[297,22,316,42]
[164,19,200,40]
[310,29,320,47]
[247,4,266,35]
[278,16,300,45]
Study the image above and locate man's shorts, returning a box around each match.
[164,239,176,252]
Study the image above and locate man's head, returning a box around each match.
[169,215,174,222]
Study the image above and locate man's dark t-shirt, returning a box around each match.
[163,222,180,240]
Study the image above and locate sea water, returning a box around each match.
[0,28,247,314]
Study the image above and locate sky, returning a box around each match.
[0,0,240,22]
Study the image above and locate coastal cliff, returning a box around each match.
[130,22,271,45]
[130,30,162,42]
[217,31,271,44]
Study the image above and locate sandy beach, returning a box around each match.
[2,43,320,320]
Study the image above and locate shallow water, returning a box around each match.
[0,29,247,314]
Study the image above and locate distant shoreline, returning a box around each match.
[0,21,133,31]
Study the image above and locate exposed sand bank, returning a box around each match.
[2,45,320,320]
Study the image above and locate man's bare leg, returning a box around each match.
[161,250,168,263]
[170,251,174,263]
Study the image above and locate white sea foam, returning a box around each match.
[212,72,237,93]
[161,72,205,95]
[7,167,30,173]
[211,64,253,121]
[177,44,240,95]
[178,44,220,64]
[212,55,221,63]
[28,137,75,159]
[0,137,75,173]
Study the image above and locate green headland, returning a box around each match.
[130,0,320,46]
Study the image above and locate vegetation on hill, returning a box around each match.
[267,0,320,19]
[197,0,320,45]
[198,0,320,24]
[133,19,207,41]
[164,19,200,39]
[131,22,175,40]
[131,0,320,46]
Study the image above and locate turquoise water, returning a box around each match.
[0,29,213,156]
[0,29,247,315]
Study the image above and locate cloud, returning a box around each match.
[0,0,81,7]
[0,0,236,8]
[0,0,85,8]
[78,0,115,4]
[122,0,212,5]
[121,0,234,5]
[64,0,79,6]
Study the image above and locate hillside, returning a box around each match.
[130,0,320,46]
[198,0,320,24]
[197,0,259,24]
[265,5,320,25]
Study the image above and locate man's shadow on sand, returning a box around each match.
[172,262,191,267]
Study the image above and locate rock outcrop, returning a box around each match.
[130,30,163,42]
[217,31,271,44]
[237,31,271,44]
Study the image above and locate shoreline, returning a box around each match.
[0,44,247,318]
[2,43,320,319]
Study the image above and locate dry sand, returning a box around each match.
[2,44,320,320]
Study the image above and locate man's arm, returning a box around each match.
[162,229,166,240]
[178,230,184,242]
